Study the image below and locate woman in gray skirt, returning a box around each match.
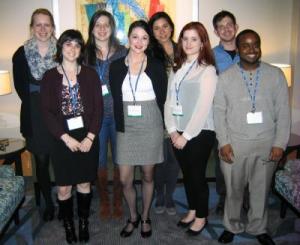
[109,20,167,238]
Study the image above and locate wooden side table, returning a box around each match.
[0,138,25,176]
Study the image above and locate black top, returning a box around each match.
[109,55,168,132]
[12,46,37,137]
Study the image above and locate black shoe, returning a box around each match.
[43,208,54,222]
[256,233,275,245]
[186,221,207,236]
[120,214,141,237]
[141,218,152,238]
[218,230,235,243]
[177,219,195,228]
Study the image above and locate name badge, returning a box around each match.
[128,105,142,117]
[67,116,84,130]
[247,111,263,124]
[172,104,183,116]
[102,85,109,96]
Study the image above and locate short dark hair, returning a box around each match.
[55,29,85,64]
[128,20,151,37]
[128,20,154,57]
[148,11,175,39]
[212,10,236,29]
[236,29,261,48]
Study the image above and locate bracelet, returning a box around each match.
[86,136,93,142]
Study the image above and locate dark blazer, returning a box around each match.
[12,46,37,137]
[41,65,103,139]
[109,55,167,132]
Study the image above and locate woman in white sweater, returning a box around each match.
[164,21,217,236]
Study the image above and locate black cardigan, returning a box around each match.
[12,46,37,137]
[109,55,167,132]
[41,66,103,140]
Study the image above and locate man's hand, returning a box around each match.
[269,147,284,162]
[220,144,234,163]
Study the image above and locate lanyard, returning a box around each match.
[96,47,111,83]
[175,60,197,105]
[127,56,145,104]
[61,65,79,115]
[239,63,260,112]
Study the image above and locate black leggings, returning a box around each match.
[173,130,215,218]
[34,153,53,209]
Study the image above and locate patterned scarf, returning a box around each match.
[24,36,57,81]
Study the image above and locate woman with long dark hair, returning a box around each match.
[164,22,217,236]
[148,11,180,216]
[85,10,127,220]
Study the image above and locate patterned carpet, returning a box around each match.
[2,181,300,245]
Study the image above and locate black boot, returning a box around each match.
[58,197,77,244]
[77,192,92,243]
[57,198,63,221]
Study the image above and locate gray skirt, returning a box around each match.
[116,100,164,165]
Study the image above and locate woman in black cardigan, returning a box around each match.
[109,20,167,238]
[12,8,57,222]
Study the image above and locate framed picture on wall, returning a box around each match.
[76,0,176,44]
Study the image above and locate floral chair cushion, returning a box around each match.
[275,159,300,212]
[0,166,25,232]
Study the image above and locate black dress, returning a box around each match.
[51,84,99,185]
[12,46,52,154]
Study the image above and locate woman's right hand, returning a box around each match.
[61,133,80,152]
[170,131,180,144]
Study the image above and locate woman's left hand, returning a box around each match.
[79,138,93,152]
[173,135,187,150]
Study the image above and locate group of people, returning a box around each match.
[12,7,290,245]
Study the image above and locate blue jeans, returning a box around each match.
[98,116,117,168]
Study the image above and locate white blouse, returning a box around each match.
[164,62,217,140]
[122,72,156,102]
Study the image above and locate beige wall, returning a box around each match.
[197,0,293,63]
[0,0,298,138]
[0,0,52,138]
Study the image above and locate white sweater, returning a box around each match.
[164,61,217,140]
